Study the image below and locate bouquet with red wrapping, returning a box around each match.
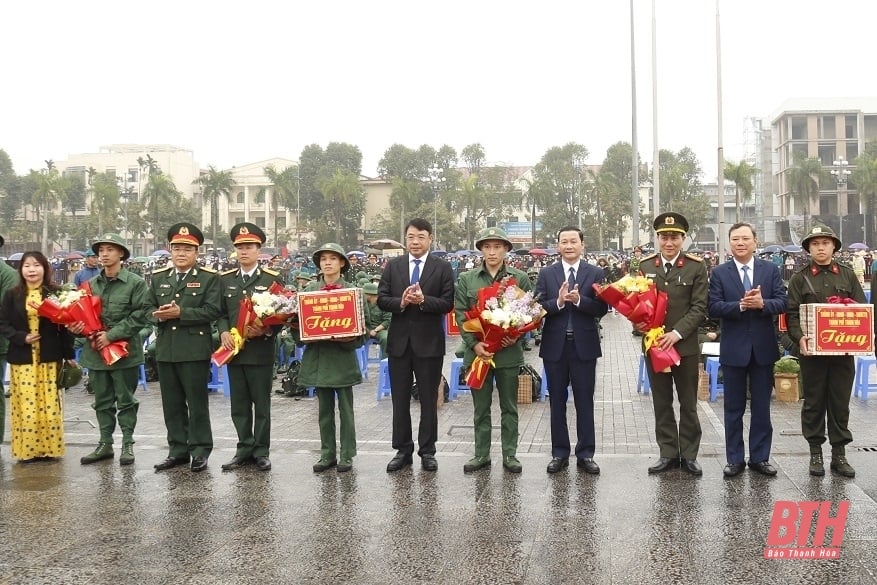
[461,276,545,389]
[251,281,299,326]
[593,275,680,373]
[30,283,129,365]
[211,296,260,367]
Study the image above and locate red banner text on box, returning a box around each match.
[297,288,365,341]
[446,311,460,336]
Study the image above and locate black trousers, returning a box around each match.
[388,343,442,457]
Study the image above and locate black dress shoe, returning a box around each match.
[190,456,208,472]
[723,462,746,477]
[254,456,272,471]
[546,457,569,474]
[421,455,438,472]
[221,455,253,471]
[748,460,777,476]
[386,453,413,473]
[681,458,702,476]
[577,458,600,475]
[154,456,190,471]
[647,457,679,474]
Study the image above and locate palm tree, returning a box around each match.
[32,163,68,255]
[851,152,877,247]
[724,160,757,222]
[142,173,181,250]
[457,174,486,248]
[263,165,297,248]
[519,172,549,248]
[786,155,827,227]
[586,168,614,250]
[193,166,234,253]
[389,177,421,243]
[89,173,121,236]
[317,169,362,243]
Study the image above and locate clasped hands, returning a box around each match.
[66,321,111,350]
[400,284,424,309]
[740,286,764,310]
[556,281,580,308]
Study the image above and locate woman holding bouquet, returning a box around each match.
[455,228,532,474]
[0,252,75,462]
[297,243,365,473]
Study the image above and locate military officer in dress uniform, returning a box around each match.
[455,227,532,474]
[147,223,222,472]
[786,224,864,478]
[75,233,149,466]
[217,223,281,472]
[640,213,709,476]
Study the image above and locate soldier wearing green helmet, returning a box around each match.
[454,227,531,474]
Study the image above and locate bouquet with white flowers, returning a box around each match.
[250,288,298,326]
[461,276,545,389]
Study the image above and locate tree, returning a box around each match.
[786,154,827,225]
[519,172,551,248]
[90,172,121,236]
[316,169,363,246]
[724,159,757,222]
[31,163,69,255]
[851,141,877,247]
[142,173,183,250]
[298,143,364,248]
[528,143,590,242]
[194,166,234,251]
[263,165,298,248]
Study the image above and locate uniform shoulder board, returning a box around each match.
[153,266,172,274]
[221,268,238,276]
[684,253,703,262]
[262,268,279,276]
[200,266,217,273]
[640,253,658,262]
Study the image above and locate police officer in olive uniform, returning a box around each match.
[787,224,864,478]
[77,233,149,466]
[455,227,532,474]
[147,223,222,472]
[640,213,709,476]
[217,223,281,472]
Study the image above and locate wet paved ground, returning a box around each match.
[1,313,876,584]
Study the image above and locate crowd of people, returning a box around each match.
[0,215,872,481]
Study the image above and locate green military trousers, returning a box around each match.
[227,363,273,458]
[316,387,356,461]
[89,367,140,444]
[471,366,519,459]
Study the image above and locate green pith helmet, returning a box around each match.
[474,227,513,251]
[91,233,130,261]
[801,223,841,252]
[312,243,350,272]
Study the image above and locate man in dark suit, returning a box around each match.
[377,218,455,472]
[640,212,709,476]
[535,226,608,474]
[708,223,787,477]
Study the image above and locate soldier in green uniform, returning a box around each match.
[363,282,391,358]
[297,243,365,473]
[217,223,281,472]
[147,223,222,473]
[75,233,149,466]
[455,227,532,474]
[0,234,21,444]
[786,224,864,478]
[640,213,709,476]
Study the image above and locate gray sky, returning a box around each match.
[2,0,875,180]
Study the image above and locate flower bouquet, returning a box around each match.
[593,275,680,373]
[211,282,298,367]
[461,276,545,389]
[30,283,129,365]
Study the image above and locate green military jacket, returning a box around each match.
[146,265,222,363]
[78,268,149,370]
[639,252,709,358]
[295,277,365,388]
[365,300,391,330]
[454,262,532,369]
[216,266,282,366]
[0,261,20,355]
[786,261,866,345]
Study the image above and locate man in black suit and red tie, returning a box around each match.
[377,218,455,472]
[535,226,608,475]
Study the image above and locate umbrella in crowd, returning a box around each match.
[151,249,170,257]
[848,242,869,250]
[369,238,404,250]
[131,256,150,263]
[529,248,549,256]
[65,251,84,260]
[513,248,531,256]
[782,244,803,253]
[7,252,23,261]
[431,250,448,257]
[346,250,366,258]
[763,244,783,253]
